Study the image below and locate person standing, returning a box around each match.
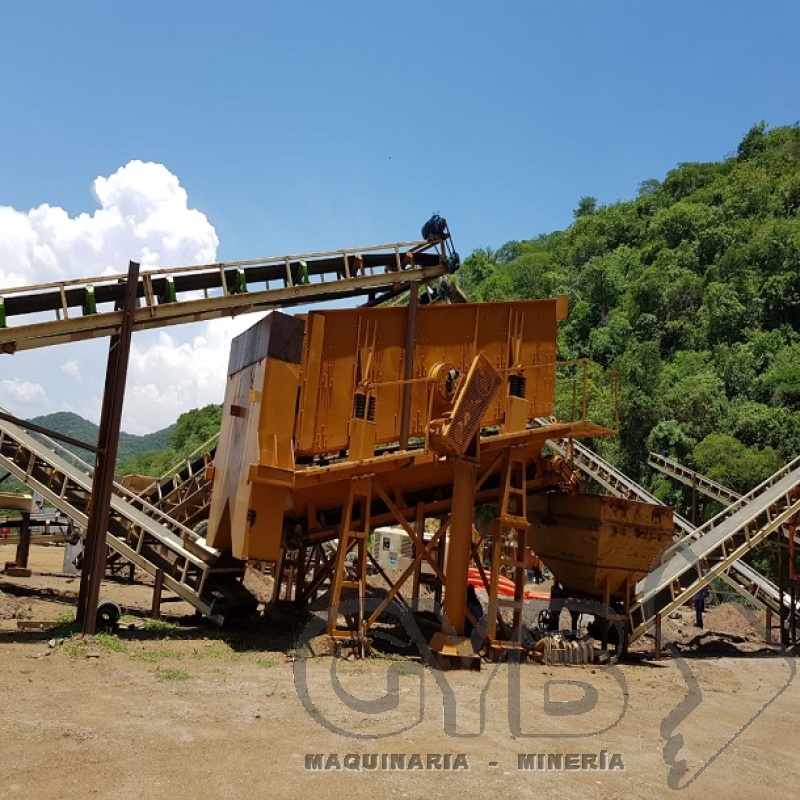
[526,548,544,584]
[694,584,710,628]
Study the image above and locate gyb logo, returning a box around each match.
[294,540,796,790]
[641,541,795,789]
[294,595,629,739]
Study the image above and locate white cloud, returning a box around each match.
[0,160,218,288]
[0,161,256,433]
[60,360,82,382]
[122,314,264,434]
[0,378,47,409]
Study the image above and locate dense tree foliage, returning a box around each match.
[457,123,800,524]
[117,404,222,477]
[28,412,173,465]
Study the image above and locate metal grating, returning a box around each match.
[444,353,502,456]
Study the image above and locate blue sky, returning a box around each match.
[1,1,798,433]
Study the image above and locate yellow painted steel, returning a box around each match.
[527,493,674,600]
[206,296,622,651]
[294,300,567,456]
[208,297,588,557]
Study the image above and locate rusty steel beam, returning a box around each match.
[398,282,418,451]
[76,261,140,634]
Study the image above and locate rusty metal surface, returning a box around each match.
[527,493,674,600]
[77,261,140,633]
[0,240,448,353]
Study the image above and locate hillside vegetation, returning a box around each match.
[28,406,222,478]
[458,122,800,526]
[29,412,173,465]
[116,404,222,478]
[0,407,221,501]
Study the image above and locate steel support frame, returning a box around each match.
[76,261,139,633]
[485,446,529,659]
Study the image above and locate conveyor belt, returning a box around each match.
[646,450,800,618]
[137,434,219,528]
[0,416,254,623]
[629,458,800,642]
[0,238,453,352]
[647,451,740,505]
[537,422,800,640]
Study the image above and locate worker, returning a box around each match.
[526,548,544,584]
[421,214,448,241]
[694,585,710,628]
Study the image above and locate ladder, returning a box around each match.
[486,448,529,656]
[0,415,254,623]
[0,238,451,353]
[328,476,373,647]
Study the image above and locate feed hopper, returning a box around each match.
[527,493,674,603]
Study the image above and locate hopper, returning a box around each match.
[527,493,674,600]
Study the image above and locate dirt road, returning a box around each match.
[1,544,798,799]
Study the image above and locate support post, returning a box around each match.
[398,282,418,451]
[411,503,424,609]
[441,459,477,637]
[151,569,164,619]
[779,535,787,646]
[429,459,479,667]
[295,545,307,602]
[766,607,772,645]
[654,613,662,661]
[14,512,31,569]
[271,550,286,604]
[434,527,445,610]
[76,261,139,634]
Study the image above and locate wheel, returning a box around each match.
[96,601,121,633]
[538,609,556,631]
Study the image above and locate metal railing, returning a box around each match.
[0,238,452,352]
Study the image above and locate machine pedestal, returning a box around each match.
[428,632,481,671]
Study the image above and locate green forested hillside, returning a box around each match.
[1,405,220,510]
[1,407,221,499]
[116,404,222,478]
[30,412,173,464]
[458,122,800,522]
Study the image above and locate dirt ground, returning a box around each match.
[1,544,799,800]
